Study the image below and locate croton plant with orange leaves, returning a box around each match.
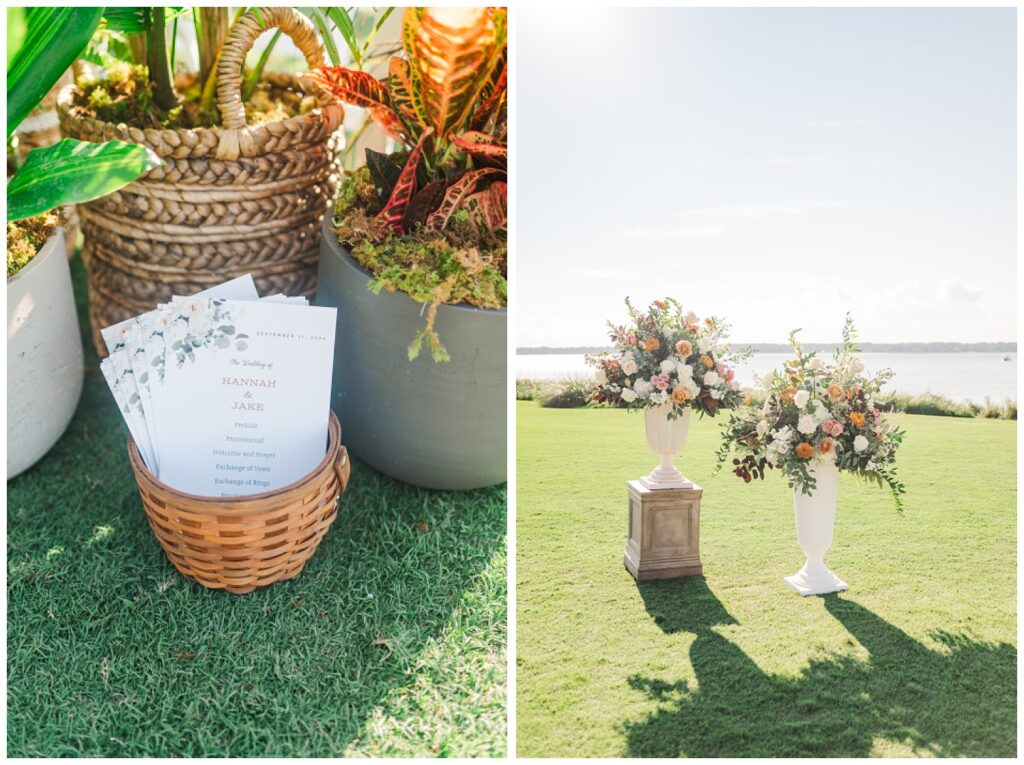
[311,7,507,361]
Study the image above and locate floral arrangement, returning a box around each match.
[716,315,906,509]
[586,298,749,419]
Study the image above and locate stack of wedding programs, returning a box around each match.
[100,274,337,497]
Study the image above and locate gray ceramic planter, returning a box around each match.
[315,220,506,490]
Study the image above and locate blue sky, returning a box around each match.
[516,7,1016,346]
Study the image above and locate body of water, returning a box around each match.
[517,352,1017,404]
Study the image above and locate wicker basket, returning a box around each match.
[57,7,345,355]
[127,411,351,595]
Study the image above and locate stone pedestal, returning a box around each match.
[624,479,703,581]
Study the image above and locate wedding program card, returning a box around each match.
[156,298,337,496]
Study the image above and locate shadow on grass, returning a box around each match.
[6,255,507,757]
[626,578,1016,757]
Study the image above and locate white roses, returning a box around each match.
[797,415,817,435]
[660,359,676,374]
[620,388,638,403]
[807,357,824,371]
[853,434,869,453]
[793,389,810,408]
[633,379,653,398]
[621,353,638,375]
[704,370,720,387]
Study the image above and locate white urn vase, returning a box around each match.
[7,228,84,479]
[639,403,692,490]
[784,459,848,596]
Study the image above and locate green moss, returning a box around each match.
[333,167,508,362]
[332,169,510,302]
[72,64,306,130]
[7,212,58,278]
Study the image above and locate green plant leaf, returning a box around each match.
[7,139,162,222]
[307,8,342,67]
[101,7,187,34]
[6,8,27,70]
[326,7,361,67]
[7,7,103,138]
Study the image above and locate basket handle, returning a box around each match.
[334,446,351,493]
[216,7,326,132]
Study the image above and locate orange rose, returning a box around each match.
[795,442,814,460]
[828,384,843,401]
[645,337,661,352]
[850,411,865,427]
[818,437,834,456]
[675,339,693,356]
[780,385,798,402]
[700,354,714,369]
[671,387,691,403]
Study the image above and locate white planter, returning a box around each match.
[7,228,84,479]
[784,459,848,596]
[639,404,692,490]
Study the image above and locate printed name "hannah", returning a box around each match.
[221,377,277,387]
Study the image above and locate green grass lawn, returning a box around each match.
[6,256,507,758]
[516,401,1015,758]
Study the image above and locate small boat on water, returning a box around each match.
[1003,355,1012,361]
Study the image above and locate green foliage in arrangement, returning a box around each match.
[6,6,159,270]
[6,7,103,137]
[6,259,507,758]
[7,139,161,222]
[515,401,1016,758]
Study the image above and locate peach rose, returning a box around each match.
[671,387,691,404]
[700,354,714,369]
[675,339,693,356]
[645,337,661,352]
[828,384,843,401]
[818,437,834,456]
[780,385,798,402]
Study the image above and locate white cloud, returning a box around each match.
[804,119,874,129]
[680,201,844,219]
[617,225,725,239]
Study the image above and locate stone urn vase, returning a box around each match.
[7,227,84,479]
[784,459,849,596]
[639,404,692,490]
[315,221,506,490]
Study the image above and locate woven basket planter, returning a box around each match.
[57,7,344,355]
[128,411,351,595]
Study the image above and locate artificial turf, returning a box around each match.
[515,401,1016,758]
[6,256,508,758]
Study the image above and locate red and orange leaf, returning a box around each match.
[309,66,393,111]
[450,130,507,163]
[404,6,501,138]
[388,56,429,141]
[425,167,502,231]
[469,57,506,132]
[375,127,434,233]
[465,181,507,231]
[368,104,408,143]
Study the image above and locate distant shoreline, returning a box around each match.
[517,342,1017,355]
